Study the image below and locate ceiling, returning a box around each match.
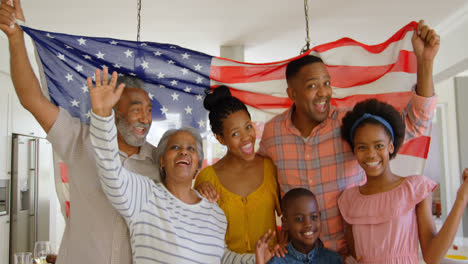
[19,0,468,62]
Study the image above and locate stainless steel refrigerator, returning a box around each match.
[10,134,53,263]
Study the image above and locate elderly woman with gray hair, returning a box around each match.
[86,68,280,264]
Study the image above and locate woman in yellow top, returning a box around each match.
[194,86,281,254]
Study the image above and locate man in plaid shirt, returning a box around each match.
[259,21,439,255]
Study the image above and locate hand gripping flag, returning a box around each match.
[22,21,429,186]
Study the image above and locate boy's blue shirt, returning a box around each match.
[268,242,342,264]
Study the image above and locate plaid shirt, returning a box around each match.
[259,92,436,253]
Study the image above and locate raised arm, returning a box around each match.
[417,169,468,264]
[403,20,439,141]
[413,20,439,98]
[0,0,58,132]
[88,68,149,221]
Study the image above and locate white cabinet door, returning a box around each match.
[0,215,10,264]
[0,73,12,180]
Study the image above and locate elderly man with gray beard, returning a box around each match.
[0,1,160,262]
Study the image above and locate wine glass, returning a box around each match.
[33,241,51,264]
[14,252,32,264]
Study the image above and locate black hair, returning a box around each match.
[341,98,405,159]
[285,55,324,84]
[281,188,318,216]
[203,85,250,136]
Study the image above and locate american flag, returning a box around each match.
[23,21,430,217]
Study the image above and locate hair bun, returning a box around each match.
[203,85,232,111]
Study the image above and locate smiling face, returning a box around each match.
[216,110,256,161]
[353,123,394,178]
[282,195,321,254]
[160,131,200,183]
[115,87,153,147]
[286,62,332,127]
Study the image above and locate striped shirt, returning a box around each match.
[259,92,436,254]
[90,111,255,264]
[47,107,159,264]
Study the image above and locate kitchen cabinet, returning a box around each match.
[0,215,9,264]
[0,73,11,180]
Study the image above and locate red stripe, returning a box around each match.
[224,87,293,109]
[222,88,413,110]
[399,136,431,158]
[331,92,413,110]
[308,21,417,54]
[212,21,417,66]
[328,51,417,88]
[65,201,70,218]
[210,63,286,84]
[60,161,69,183]
[210,50,416,87]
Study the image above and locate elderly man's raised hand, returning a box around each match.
[412,20,440,62]
[87,68,125,117]
[0,0,25,38]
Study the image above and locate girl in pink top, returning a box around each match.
[337,99,468,264]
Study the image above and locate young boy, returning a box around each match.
[256,188,343,263]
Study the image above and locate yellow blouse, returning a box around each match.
[194,158,280,253]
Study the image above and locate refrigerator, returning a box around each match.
[10,134,54,263]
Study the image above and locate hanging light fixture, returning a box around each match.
[136,0,142,41]
[300,0,311,54]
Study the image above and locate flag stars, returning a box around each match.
[196,94,203,101]
[57,53,66,61]
[83,55,92,60]
[171,92,180,101]
[184,106,193,115]
[198,120,205,128]
[182,53,190,59]
[75,64,83,72]
[161,106,168,115]
[129,73,136,76]
[194,64,202,71]
[148,92,154,100]
[81,85,89,93]
[157,72,165,79]
[71,99,80,107]
[113,63,121,69]
[46,33,55,39]
[141,43,147,46]
[196,76,203,84]
[141,61,149,69]
[65,45,73,49]
[110,40,118,45]
[153,51,162,56]
[170,80,178,86]
[124,49,133,58]
[95,51,105,59]
[167,60,175,65]
[184,87,192,93]
[181,68,189,75]
[77,38,86,45]
[86,110,91,119]
[65,73,73,82]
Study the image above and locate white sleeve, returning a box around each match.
[222,248,256,264]
[89,110,150,222]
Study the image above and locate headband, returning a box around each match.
[350,113,394,145]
